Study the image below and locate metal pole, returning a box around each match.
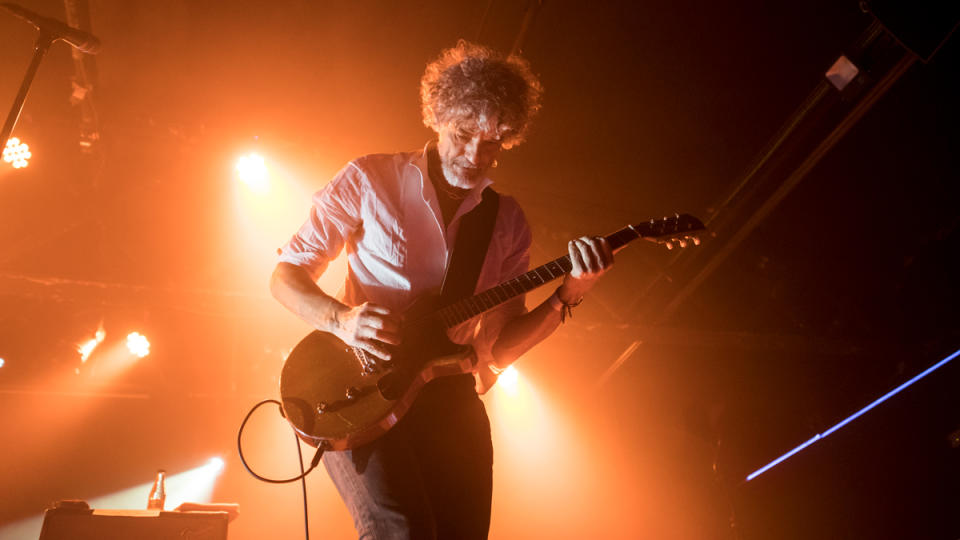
[1,31,55,147]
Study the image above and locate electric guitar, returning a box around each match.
[279,214,705,449]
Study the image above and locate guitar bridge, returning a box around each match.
[352,346,378,374]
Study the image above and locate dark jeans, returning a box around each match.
[322,375,493,540]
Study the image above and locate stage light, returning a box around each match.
[78,340,96,362]
[126,332,150,358]
[0,358,5,368]
[0,456,228,539]
[78,326,106,363]
[486,366,542,432]
[235,153,269,194]
[3,137,31,168]
[498,365,520,394]
[79,339,144,381]
[85,458,226,511]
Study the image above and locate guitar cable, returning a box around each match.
[237,399,331,540]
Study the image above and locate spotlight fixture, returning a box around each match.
[3,137,31,168]
[126,332,151,358]
[207,457,225,471]
[235,153,269,194]
[497,365,520,393]
[77,326,106,363]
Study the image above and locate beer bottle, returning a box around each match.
[146,469,166,510]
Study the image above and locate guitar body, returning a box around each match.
[277,214,705,450]
[279,297,474,450]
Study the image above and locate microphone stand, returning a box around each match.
[1,29,56,147]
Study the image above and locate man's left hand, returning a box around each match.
[557,236,614,303]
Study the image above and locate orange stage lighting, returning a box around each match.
[208,456,225,472]
[229,151,350,306]
[482,364,599,538]
[0,457,227,539]
[235,152,270,194]
[78,326,107,363]
[84,457,227,511]
[485,367,543,434]
[3,137,31,168]
[497,365,520,395]
[126,332,150,358]
[75,339,143,382]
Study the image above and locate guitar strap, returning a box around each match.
[439,187,500,307]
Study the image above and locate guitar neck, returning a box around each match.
[435,225,641,329]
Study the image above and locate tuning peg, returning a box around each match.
[677,238,688,248]
[692,236,701,246]
[664,241,674,250]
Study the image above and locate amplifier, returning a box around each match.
[39,500,230,540]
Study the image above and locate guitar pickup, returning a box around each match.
[315,384,377,414]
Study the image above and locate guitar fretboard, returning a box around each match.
[435,225,641,329]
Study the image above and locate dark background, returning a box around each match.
[0,1,957,538]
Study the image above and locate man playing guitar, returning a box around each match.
[270,40,613,539]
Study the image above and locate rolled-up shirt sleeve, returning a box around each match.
[277,163,363,281]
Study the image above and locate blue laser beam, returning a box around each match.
[746,347,960,482]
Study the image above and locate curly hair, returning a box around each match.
[420,40,544,149]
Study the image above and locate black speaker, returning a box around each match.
[38,501,229,540]
[864,0,960,61]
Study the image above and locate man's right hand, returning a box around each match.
[269,263,402,363]
[332,302,402,363]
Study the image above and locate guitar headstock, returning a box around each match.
[630,213,705,250]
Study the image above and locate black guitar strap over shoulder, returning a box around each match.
[439,187,500,306]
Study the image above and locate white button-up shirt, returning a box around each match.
[278,144,531,365]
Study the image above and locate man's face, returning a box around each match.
[436,115,505,189]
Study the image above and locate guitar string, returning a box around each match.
[403,219,699,330]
